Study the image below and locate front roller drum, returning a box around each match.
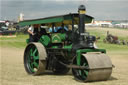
[24,42,47,75]
[72,53,113,82]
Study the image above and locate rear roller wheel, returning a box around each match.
[24,42,47,75]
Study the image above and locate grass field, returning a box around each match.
[0,27,128,85]
[0,34,28,48]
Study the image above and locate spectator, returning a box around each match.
[49,26,68,33]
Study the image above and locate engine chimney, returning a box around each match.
[72,5,94,53]
[78,5,86,41]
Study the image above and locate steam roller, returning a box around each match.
[21,4,113,82]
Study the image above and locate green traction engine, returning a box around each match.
[20,5,113,82]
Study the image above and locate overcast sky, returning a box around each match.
[0,0,128,21]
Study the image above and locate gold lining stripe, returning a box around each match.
[79,10,86,14]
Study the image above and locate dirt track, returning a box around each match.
[1,47,128,85]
